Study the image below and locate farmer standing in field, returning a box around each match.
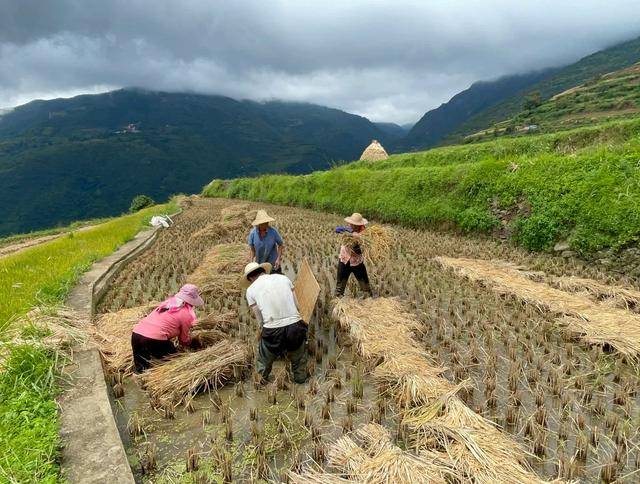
[335,212,373,297]
[248,209,285,274]
[241,261,308,384]
[130,284,204,373]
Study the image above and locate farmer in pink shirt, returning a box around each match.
[131,284,204,373]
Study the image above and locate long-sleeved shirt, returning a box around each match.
[338,227,365,266]
[132,297,197,345]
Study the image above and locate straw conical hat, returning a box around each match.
[359,139,389,161]
[251,210,275,226]
[344,213,368,226]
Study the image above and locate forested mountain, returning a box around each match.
[0,89,389,235]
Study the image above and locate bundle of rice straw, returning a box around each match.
[341,225,393,265]
[94,302,158,375]
[141,339,249,404]
[332,297,549,483]
[221,204,250,221]
[326,423,459,483]
[549,275,640,310]
[189,328,228,349]
[191,222,229,241]
[436,256,640,358]
[187,244,248,299]
[197,310,238,331]
[11,306,89,349]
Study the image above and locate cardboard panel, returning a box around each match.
[294,258,321,324]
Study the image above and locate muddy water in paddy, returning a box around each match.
[100,198,640,483]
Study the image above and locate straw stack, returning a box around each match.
[436,256,640,358]
[191,222,229,241]
[359,140,389,162]
[141,339,250,404]
[342,225,393,266]
[186,243,248,300]
[94,302,159,375]
[331,297,548,484]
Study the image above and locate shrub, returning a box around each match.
[129,194,155,213]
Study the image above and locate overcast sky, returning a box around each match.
[1,1,640,124]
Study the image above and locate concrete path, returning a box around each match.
[59,228,159,483]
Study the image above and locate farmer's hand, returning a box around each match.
[274,257,281,270]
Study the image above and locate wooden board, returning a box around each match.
[294,258,321,324]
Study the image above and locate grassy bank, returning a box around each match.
[203,119,640,254]
[0,202,176,483]
[0,202,176,330]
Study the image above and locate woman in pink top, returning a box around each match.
[131,284,204,373]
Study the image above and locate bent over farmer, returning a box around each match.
[241,262,308,384]
[248,209,284,274]
[131,284,204,373]
[335,212,373,297]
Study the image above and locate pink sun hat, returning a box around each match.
[176,284,204,306]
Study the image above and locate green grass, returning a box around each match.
[0,201,175,483]
[0,344,62,483]
[203,118,640,254]
[0,202,176,330]
[0,217,111,250]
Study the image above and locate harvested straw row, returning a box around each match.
[186,243,248,299]
[197,310,238,330]
[141,339,250,404]
[435,256,640,357]
[332,297,548,484]
[327,423,459,483]
[549,275,640,310]
[94,302,158,375]
[341,225,393,266]
[191,222,229,241]
[12,306,90,349]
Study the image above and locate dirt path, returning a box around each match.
[0,224,97,258]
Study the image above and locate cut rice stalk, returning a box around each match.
[141,339,250,404]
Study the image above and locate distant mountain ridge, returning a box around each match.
[403,34,640,150]
[0,89,390,236]
[400,68,557,151]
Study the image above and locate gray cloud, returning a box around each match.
[1,0,639,123]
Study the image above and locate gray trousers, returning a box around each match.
[256,324,308,384]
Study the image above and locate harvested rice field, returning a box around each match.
[97,197,640,483]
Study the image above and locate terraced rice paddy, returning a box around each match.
[97,197,640,483]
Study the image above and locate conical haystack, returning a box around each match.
[359,139,388,161]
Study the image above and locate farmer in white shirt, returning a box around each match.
[241,262,308,384]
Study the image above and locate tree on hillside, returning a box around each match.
[523,91,542,112]
[129,195,155,213]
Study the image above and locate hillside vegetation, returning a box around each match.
[445,35,640,144]
[0,201,175,483]
[0,89,392,237]
[478,63,640,140]
[204,118,640,255]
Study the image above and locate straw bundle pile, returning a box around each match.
[187,243,248,299]
[436,256,640,357]
[191,222,228,241]
[12,306,89,349]
[550,275,640,309]
[94,302,158,375]
[359,140,389,162]
[220,203,251,230]
[328,423,459,483]
[141,339,250,404]
[332,297,547,483]
[197,310,238,331]
[402,399,543,484]
[341,226,393,265]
